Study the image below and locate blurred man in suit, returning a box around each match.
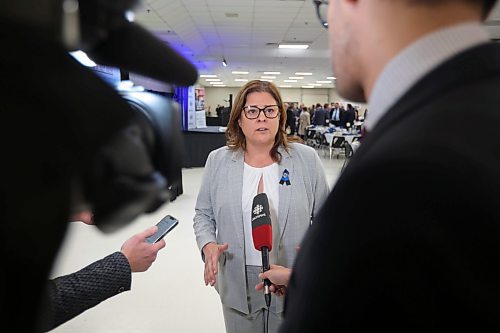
[312,103,326,125]
[280,0,500,331]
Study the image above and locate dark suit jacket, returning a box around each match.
[312,107,327,126]
[39,252,131,331]
[280,42,500,332]
[342,107,356,127]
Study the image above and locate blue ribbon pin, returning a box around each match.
[279,169,291,186]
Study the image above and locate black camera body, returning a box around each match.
[0,0,197,330]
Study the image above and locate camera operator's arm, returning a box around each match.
[39,226,165,332]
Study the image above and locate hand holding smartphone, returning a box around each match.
[145,215,179,244]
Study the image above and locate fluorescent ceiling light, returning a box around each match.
[200,74,218,78]
[70,50,96,67]
[279,44,309,49]
[280,85,292,88]
[284,80,297,83]
[295,72,312,75]
[317,80,332,84]
[235,78,248,82]
[288,76,304,80]
[327,76,336,80]
[210,81,224,84]
[302,86,314,88]
[264,71,281,75]
[205,79,221,81]
[232,71,249,74]
[261,76,276,79]
[212,85,226,87]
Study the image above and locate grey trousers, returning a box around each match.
[222,266,283,333]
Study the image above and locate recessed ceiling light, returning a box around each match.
[295,72,313,75]
[278,44,309,49]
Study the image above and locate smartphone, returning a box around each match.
[145,215,179,243]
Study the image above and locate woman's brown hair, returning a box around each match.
[226,80,289,162]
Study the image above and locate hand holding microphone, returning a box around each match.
[251,193,273,307]
[255,264,292,297]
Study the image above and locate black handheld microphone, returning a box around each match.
[251,193,273,307]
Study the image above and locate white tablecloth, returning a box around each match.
[323,132,361,145]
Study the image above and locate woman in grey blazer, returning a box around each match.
[193,80,329,333]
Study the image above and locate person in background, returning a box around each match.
[281,0,500,332]
[311,103,326,126]
[342,103,357,129]
[193,80,329,333]
[39,211,166,331]
[285,104,296,135]
[329,102,344,127]
[297,106,311,140]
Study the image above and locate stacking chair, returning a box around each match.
[341,141,354,171]
[316,132,330,157]
[305,128,316,147]
[329,136,346,159]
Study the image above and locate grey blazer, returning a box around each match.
[193,142,329,314]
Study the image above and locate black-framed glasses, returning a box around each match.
[313,0,328,29]
[242,105,280,119]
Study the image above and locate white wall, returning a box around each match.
[204,86,350,111]
[203,87,241,115]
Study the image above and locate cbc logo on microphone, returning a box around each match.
[253,204,263,215]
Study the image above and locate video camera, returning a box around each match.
[0,0,198,232]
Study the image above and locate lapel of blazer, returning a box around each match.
[230,149,245,247]
[277,146,293,243]
[356,42,500,159]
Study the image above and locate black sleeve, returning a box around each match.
[38,251,131,332]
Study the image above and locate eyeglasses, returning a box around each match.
[242,105,280,119]
[313,0,328,29]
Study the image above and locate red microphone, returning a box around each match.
[251,193,272,307]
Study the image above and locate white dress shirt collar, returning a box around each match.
[366,22,489,131]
